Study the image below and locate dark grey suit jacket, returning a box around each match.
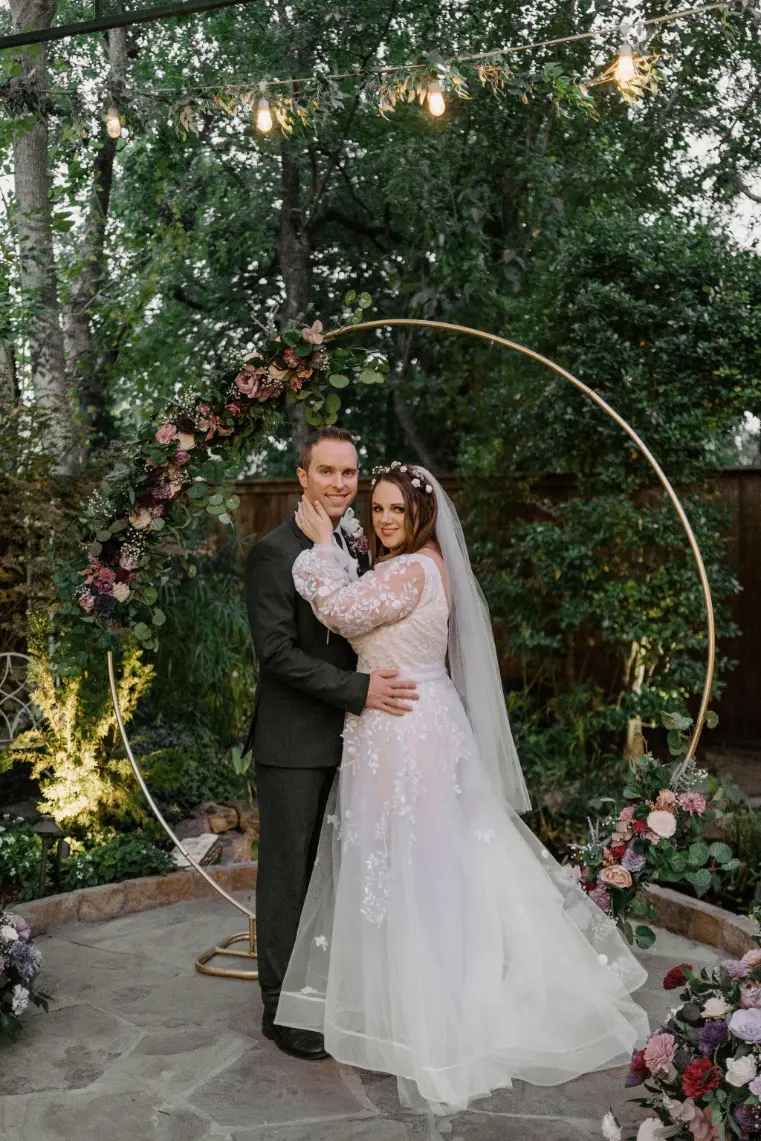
[243,518,370,768]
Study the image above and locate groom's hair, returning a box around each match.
[299,426,357,471]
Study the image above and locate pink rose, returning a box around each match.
[172,450,190,465]
[740,984,761,1008]
[234,364,266,398]
[225,403,242,417]
[301,319,324,345]
[644,1031,677,1074]
[654,789,677,808]
[77,591,95,612]
[743,948,761,967]
[12,915,31,941]
[619,805,636,823]
[155,422,178,445]
[600,865,633,890]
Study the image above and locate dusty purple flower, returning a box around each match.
[621,846,646,873]
[698,1018,728,1056]
[10,940,41,983]
[724,959,751,980]
[588,884,611,912]
[734,1104,761,1134]
[93,594,117,619]
[730,1008,761,1043]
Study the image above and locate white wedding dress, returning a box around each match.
[275,538,649,1115]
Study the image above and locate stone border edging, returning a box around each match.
[645,884,757,957]
[14,868,756,958]
[16,861,258,935]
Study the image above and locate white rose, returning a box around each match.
[636,1118,675,1141]
[0,924,19,943]
[113,582,131,603]
[726,1054,757,1087]
[11,984,29,1015]
[703,995,730,1018]
[601,1111,622,1140]
[647,810,677,839]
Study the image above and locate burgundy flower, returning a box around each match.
[632,818,648,835]
[625,1048,649,1087]
[681,1057,719,1099]
[172,450,191,465]
[354,534,370,555]
[283,347,301,370]
[664,964,693,990]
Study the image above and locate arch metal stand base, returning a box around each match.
[195,916,259,980]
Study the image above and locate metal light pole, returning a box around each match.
[32,816,63,898]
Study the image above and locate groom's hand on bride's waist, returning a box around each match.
[365,670,418,716]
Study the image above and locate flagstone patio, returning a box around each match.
[0,892,720,1141]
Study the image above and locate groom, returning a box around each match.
[244,426,418,1060]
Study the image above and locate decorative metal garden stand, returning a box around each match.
[108,319,716,982]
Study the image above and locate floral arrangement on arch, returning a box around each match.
[50,293,387,676]
[0,907,49,1040]
[602,907,761,1141]
[568,714,738,950]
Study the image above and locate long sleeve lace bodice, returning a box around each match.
[292,545,426,638]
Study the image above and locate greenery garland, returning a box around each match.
[50,293,388,677]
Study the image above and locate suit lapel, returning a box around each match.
[288,516,313,552]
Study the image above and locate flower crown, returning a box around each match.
[371,461,433,494]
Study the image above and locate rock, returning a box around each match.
[217,832,253,865]
[196,802,240,833]
[175,815,213,840]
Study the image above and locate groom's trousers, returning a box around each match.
[255,761,337,1019]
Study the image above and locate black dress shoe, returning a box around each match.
[261,1012,329,1060]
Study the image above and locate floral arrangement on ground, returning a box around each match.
[602,906,761,1141]
[50,293,387,677]
[568,713,738,949]
[0,907,49,1040]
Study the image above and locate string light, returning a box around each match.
[427,78,446,117]
[615,41,636,85]
[105,105,121,139]
[256,96,273,133]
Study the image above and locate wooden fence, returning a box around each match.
[233,469,761,742]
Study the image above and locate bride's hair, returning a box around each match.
[369,463,439,563]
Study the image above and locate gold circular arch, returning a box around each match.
[108,316,716,980]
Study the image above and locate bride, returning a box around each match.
[274,462,649,1116]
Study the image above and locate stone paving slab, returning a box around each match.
[0,893,721,1141]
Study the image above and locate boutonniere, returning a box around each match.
[339,507,369,557]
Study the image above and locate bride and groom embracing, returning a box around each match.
[244,426,649,1116]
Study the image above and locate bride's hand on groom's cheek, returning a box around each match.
[296,496,334,545]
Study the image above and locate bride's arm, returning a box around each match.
[293,546,426,637]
